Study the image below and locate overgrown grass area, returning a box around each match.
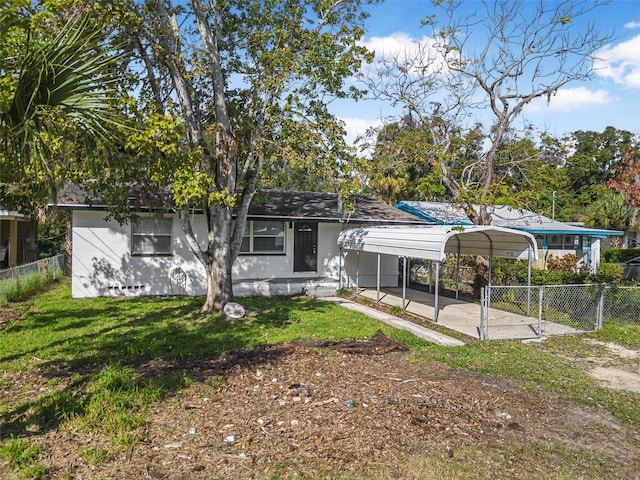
[0,269,63,307]
[1,278,639,479]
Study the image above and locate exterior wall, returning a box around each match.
[231,222,347,282]
[71,210,208,298]
[535,238,601,275]
[70,211,400,298]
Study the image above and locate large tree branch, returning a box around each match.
[191,0,236,190]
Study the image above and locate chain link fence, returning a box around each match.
[602,286,640,324]
[0,254,65,304]
[0,254,65,282]
[481,284,602,340]
[481,284,640,340]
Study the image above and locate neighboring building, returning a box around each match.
[0,209,37,268]
[51,187,426,298]
[396,201,624,274]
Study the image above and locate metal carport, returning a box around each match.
[337,225,539,322]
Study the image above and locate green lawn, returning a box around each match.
[0,278,431,374]
[1,278,639,479]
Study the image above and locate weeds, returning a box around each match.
[0,268,62,306]
[77,365,164,448]
[0,436,46,479]
[79,447,110,464]
[206,375,226,389]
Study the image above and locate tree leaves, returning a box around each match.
[0,6,127,210]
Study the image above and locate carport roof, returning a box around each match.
[337,225,539,262]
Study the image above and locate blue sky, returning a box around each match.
[335,0,640,146]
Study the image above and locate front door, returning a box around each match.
[294,222,318,272]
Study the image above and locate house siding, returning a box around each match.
[71,211,399,298]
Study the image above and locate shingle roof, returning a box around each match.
[52,184,426,225]
[248,190,426,224]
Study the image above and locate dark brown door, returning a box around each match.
[294,222,318,272]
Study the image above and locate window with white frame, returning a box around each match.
[240,220,285,254]
[132,217,172,255]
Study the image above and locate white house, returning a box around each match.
[395,201,624,274]
[52,187,426,299]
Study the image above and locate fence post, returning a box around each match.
[480,287,489,340]
[596,285,605,330]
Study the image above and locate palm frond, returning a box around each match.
[2,13,127,165]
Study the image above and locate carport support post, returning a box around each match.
[527,247,532,316]
[455,238,461,300]
[356,252,360,291]
[376,253,381,302]
[402,256,407,310]
[338,249,343,289]
[434,261,440,322]
[488,245,493,287]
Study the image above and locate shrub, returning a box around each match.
[547,253,578,273]
[602,248,640,264]
[597,263,623,284]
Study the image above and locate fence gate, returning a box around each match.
[481,284,602,340]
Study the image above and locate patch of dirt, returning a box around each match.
[590,366,640,394]
[0,305,23,331]
[586,339,639,360]
[581,339,640,394]
[2,331,639,479]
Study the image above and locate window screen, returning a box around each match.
[132,217,172,255]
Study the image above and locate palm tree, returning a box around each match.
[0,8,126,260]
[580,188,628,232]
[1,11,125,187]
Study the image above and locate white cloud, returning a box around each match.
[625,21,640,29]
[526,87,611,112]
[595,35,640,88]
[360,32,449,76]
[340,117,381,145]
[362,32,429,59]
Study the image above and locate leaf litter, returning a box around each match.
[1,331,639,479]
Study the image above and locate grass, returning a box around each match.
[0,269,62,307]
[0,436,46,479]
[0,278,433,459]
[0,280,429,374]
[413,333,640,431]
[367,441,617,480]
[597,320,640,349]
[1,278,639,479]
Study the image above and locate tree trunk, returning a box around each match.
[200,204,234,313]
[473,254,490,297]
[202,258,233,313]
